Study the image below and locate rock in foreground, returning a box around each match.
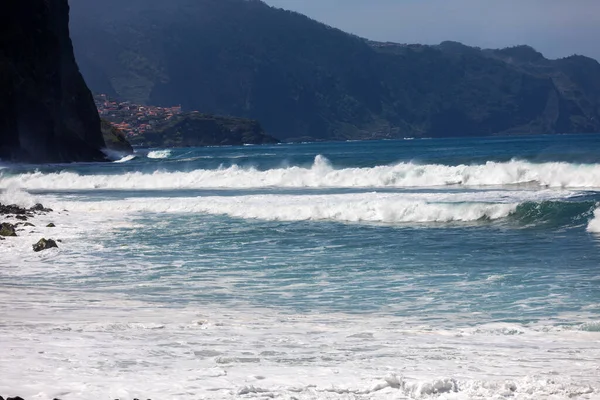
[33,238,59,252]
[0,223,17,237]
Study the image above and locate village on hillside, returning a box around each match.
[94,94,183,137]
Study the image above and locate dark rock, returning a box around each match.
[7,397,25,400]
[24,222,35,227]
[0,0,109,163]
[33,238,59,252]
[47,223,56,227]
[0,203,27,215]
[31,203,53,213]
[16,215,28,221]
[101,119,133,154]
[0,222,17,237]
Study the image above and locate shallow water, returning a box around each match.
[1,135,600,399]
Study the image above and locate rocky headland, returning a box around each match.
[101,119,134,154]
[129,112,280,147]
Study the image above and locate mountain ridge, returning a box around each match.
[69,0,600,141]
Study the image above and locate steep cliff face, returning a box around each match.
[0,0,108,163]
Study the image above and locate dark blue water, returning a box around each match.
[3,134,600,326]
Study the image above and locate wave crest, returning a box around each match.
[61,194,515,224]
[586,206,600,233]
[4,156,600,190]
[147,150,172,159]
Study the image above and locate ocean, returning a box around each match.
[1,134,599,399]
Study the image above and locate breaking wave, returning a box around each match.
[586,207,600,233]
[147,150,172,159]
[511,200,596,227]
[59,193,598,228]
[4,156,600,190]
[113,154,136,163]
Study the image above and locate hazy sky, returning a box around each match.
[263,0,600,61]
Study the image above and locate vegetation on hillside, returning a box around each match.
[100,119,134,153]
[128,113,279,147]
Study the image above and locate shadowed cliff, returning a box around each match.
[0,0,109,163]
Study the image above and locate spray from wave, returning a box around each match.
[586,206,600,233]
[147,150,172,159]
[0,185,39,208]
[113,154,137,163]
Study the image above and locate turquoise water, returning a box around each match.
[1,134,600,399]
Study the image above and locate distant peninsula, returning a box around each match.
[129,113,279,148]
[96,95,278,147]
[70,0,600,142]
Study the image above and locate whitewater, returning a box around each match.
[1,135,600,399]
[6,156,600,190]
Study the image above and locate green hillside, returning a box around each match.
[129,113,279,147]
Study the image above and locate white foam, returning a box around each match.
[56,192,525,224]
[0,185,39,208]
[0,295,598,400]
[101,147,135,162]
[587,206,600,233]
[147,149,172,159]
[4,156,600,190]
[113,154,137,163]
[1,191,598,399]
[55,188,582,225]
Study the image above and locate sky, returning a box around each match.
[263,0,600,61]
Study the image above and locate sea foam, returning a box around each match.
[586,206,600,233]
[3,156,600,190]
[59,193,518,224]
[0,185,39,208]
[113,154,137,163]
[0,295,598,400]
[147,149,172,159]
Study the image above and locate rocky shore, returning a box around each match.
[0,202,59,251]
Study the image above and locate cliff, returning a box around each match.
[129,113,279,147]
[101,119,134,154]
[0,0,109,163]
